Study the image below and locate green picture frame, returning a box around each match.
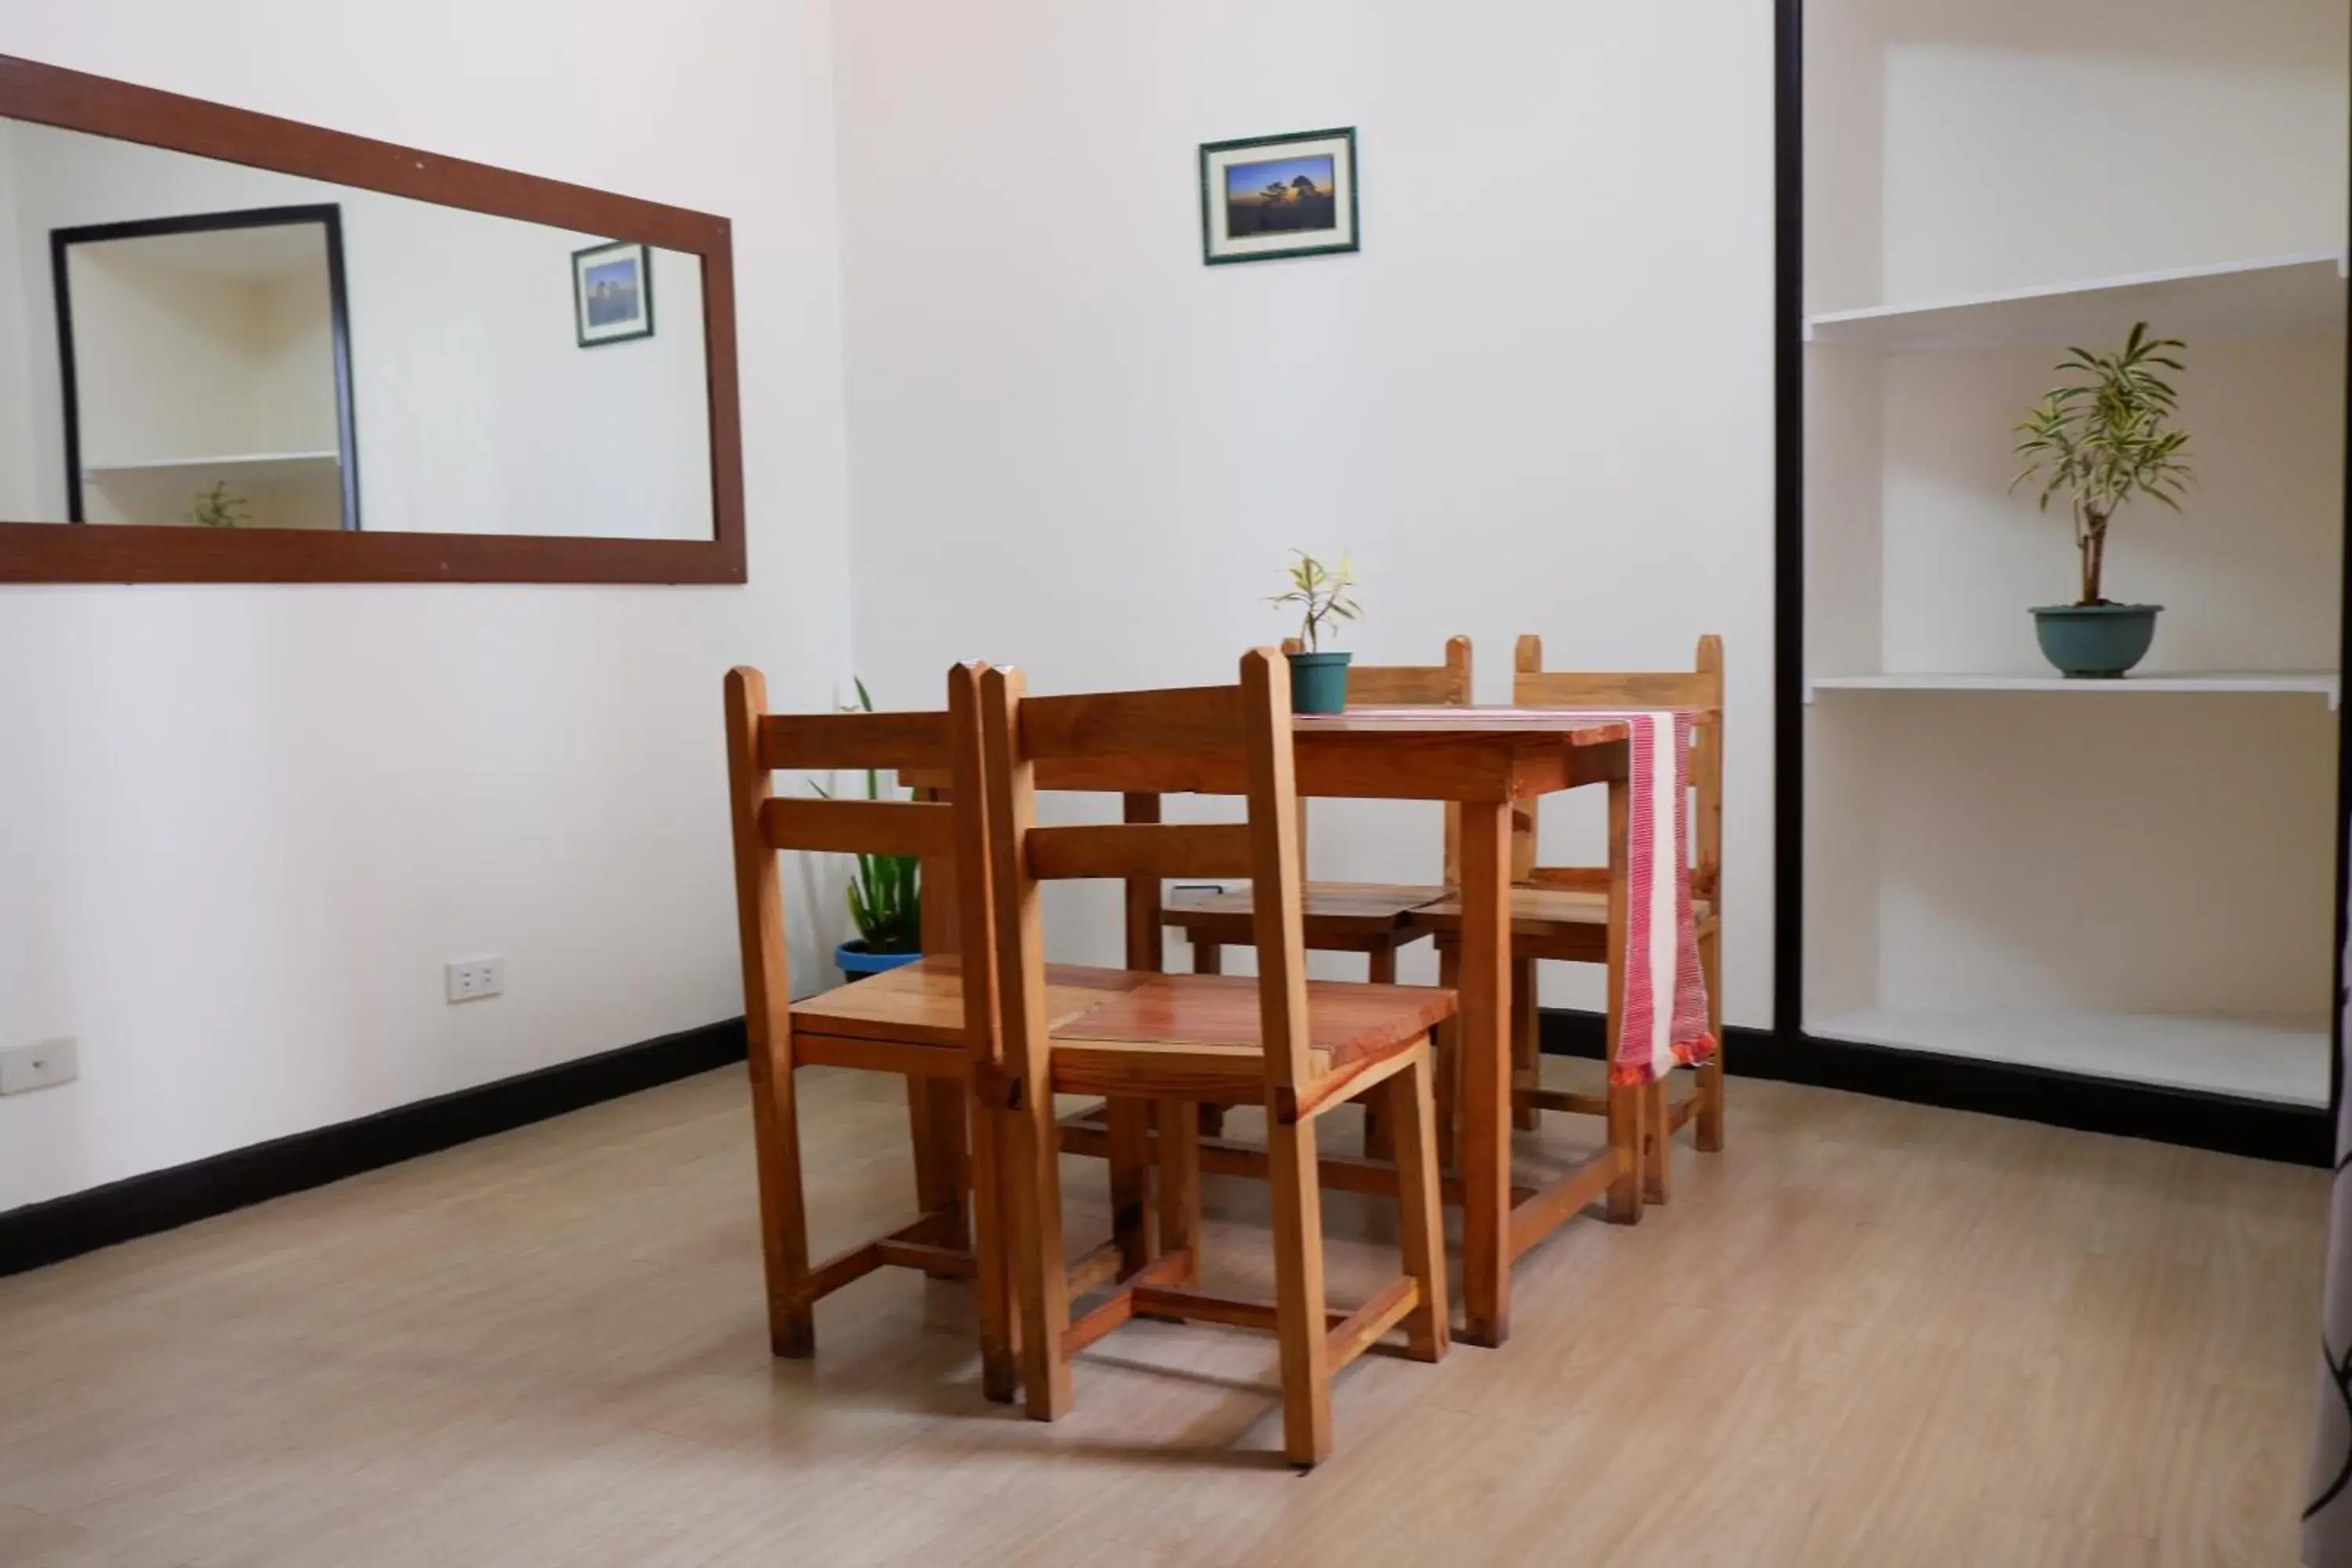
[1199,127,1360,266]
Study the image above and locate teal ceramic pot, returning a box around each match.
[1287,650,1354,713]
[2030,604,2162,678]
[836,940,922,982]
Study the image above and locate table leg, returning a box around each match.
[913,797,970,1240]
[1457,797,1513,1348]
[1363,941,1399,1160]
[1604,771,1643,1223]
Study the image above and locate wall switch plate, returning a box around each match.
[0,1037,79,1095]
[445,956,505,1003]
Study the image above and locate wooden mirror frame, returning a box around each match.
[0,54,744,585]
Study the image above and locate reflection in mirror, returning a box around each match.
[59,206,354,531]
[0,118,713,541]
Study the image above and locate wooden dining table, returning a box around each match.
[995,704,1715,1349]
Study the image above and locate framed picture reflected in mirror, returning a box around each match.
[572,239,652,347]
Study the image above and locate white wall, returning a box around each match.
[833,0,1778,1024]
[0,0,857,1214]
[1878,2,2348,304]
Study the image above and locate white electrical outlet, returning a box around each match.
[0,1037,79,1096]
[444,956,506,1003]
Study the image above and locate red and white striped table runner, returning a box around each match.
[1310,706,1715,1085]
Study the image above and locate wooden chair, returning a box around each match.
[1159,635,1473,985]
[1158,636,1470,1156]
[724,664,1136,1402]
[1406,634,1725,1204]
[976,650,1452,1468]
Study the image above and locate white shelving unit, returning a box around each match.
[1799,0,2347,1109]
[1806,252,2347,352]
[1806,671,2340,706]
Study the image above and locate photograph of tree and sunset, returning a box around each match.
[1223,154,1338,237]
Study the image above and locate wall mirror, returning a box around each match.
[0,55,742,583]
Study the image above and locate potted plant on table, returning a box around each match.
[1270,550,1361,713]
[816,679,923,981]
[2009,321,2195,677]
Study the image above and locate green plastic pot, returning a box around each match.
[2031,604,2162,678]
[1287,649,1353,713]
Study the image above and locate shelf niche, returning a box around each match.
[1798,0,2347,1105]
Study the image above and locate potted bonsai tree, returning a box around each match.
[1270,550,1361,713]
[815,679,923,980]
[2009,321,2194,677]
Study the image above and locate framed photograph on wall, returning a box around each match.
[1199,127,1359,266]
[572,239,653,346]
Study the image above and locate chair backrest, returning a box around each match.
[1279,635,1475,882]
[722,666,999,1067]
[972,648,1318,1094]
[1508,634,1724,896]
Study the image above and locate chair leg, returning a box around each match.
[1696,924,1726,1153]
[1642,1079,1672,1206]
[1433,941,1462,1170]
[906,1073,956,1235]
[967,1068,1018,1403]
[749,1047,815,1358]
[1385,1051,1449,1364]
[1008,1075,1073,1421]
[1604,1077,1643,1225]
[927,1076,972,1248]
[1106,1098,1157,1273]
[1157,1098,1201,1286]
[1511,956,1541,1132]
[1267,1099,1334,1468]
[1363,945,1399,1160]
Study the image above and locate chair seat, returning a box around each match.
[1046,972,1456,1101]
[1406,886,1718,941]
[792,955,1148,1050]
[1162,881,1449,942]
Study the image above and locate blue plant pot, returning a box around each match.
[1287,650,1353,714]
[836,940,922,982]
[2031,604,2163,679]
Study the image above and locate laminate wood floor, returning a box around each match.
[0,1063,2326,1566]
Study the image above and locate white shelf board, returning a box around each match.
[1807,1006,2328,1106]
[1806,670,2339,707]
[1804,252,2347,352]
[82,450,340,477]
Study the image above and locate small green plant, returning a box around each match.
[187,481,251,530]
[811,677,921,954]
[2010,321,2194,606]
[1269,550,1361,651]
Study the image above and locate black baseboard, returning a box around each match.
[1539,1008,2330,1167]
[0,1018,747,1280]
